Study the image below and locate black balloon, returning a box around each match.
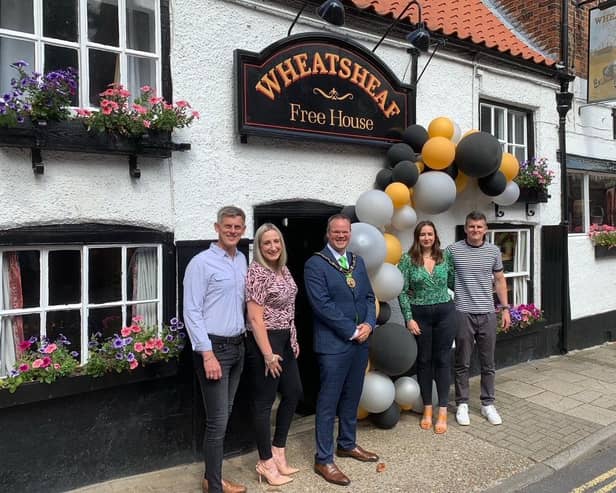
[391,160,419,187]
[386,143,415,168]
[478,170,507,196]
[340,205,359,223]
[442,163,459,179]
[454,131,503,178]
[376,301,391,325]
[402,125,429,153]
[369,322,417,376]
[370,402,401,429]
[375,168,393,191]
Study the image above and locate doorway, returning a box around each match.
[254,200,341,415]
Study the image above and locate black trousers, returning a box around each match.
[411,301,456,408]
[245,330,303,460]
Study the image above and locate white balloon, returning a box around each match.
[392,228,412,253]
[451,122,462,144]
[391,205,417,231]
[370,262,404,301]
[360,370,396,414]
[413,171,457,215]
[493,180,520,206]
[394,376,421,408]
[355,190,394,228]
[409,375,439,413]
[349,222,387,273]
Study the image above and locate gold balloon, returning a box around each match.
[385,182,411,208]
[455,171,469,192]
[357,407,370,420]
[421,136,455,170]
[462,128,479,138]
[415,160,425,173]
[500,152,520,181]
[375,298,380,319]
[399,404,413,411]
[383,233,403,265]
[408,187,414,199]
[428,116,454,139]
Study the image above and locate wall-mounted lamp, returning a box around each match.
[373,0,429,52]
[288,0,345,37]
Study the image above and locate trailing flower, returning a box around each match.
[85,316,186,377]
[514,157,555,192]
[0,334,80,393]
[589,224,616,249]
[78,84,198,136]
[497,303,544,334]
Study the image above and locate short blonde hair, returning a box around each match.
[253,223,288,270]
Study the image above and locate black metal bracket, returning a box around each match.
[129,155,141,178]
[526,202,537,217]
[494,203,505,218]
[31,148,44,174]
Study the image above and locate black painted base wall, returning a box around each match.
[569,309,616,350]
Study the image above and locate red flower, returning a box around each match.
[130,359,139,370]
[18,340,32,352]
[121,327,132,337]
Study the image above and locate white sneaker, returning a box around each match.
[481,405,503,425]
[455,403,470,426]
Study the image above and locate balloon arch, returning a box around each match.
[344,117,521,428]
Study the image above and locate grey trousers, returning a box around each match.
[454,311,497,406]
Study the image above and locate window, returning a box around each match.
[480,101,533,164]
[487,228,532,306]
[0,243,163,376]
[0,0,162,106]
[568,171,616,234]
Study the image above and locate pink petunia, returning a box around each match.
[143,120,151,128]
[32,358,44,368]
[121,327,132,337]
[145,339,155,350]
[44,343,58,354]
[192,111,200,119]
[149,97,163,105]
[176,100,190,108]
[54,363,61,369]
[119,89,131,98]
[132,103,147,115]
[19,363,30,372]
[131,324,142,334]
[134,342,145,353]
[41,357,52,368]
[154,339,164,350]
[144,349,153,356]
[140,85,152,93]
[130,359,139,370]
[18,340,32,352]
[132,316,144,323]
[102,106,113,115]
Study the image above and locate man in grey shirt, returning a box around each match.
[183,206,248,493]
[447,211,511,427]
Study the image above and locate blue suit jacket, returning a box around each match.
[304,247,376,354]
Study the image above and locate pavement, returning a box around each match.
[70,342,616,493]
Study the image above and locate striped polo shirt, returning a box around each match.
[446,239,503,314]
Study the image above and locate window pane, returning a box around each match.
[126,0,156,52]
[494,232,516,273]
[494,108,505,140]
[1,251,40,309]
[88,0,119,46]
[480,105,491,133]
[49,250,81,305]
[43,0,78,42]
[89,49,119,105]
[514,113,525,144]
[88,306,122,339]
[0,314,39,376]
[568,173,584,233]
[127,55,156,98]
[590,174,616,227]
[0,37,35,95]
[127,247,157,301]
[128,302,157,327]
[88,248,121,303]
[0,0,34,32]
[513,146,526,163]
[47,310,81,350]
[43,44,80,106]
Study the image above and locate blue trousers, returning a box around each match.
[315,344,369,464]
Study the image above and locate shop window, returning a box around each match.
[486,228,532,306]
[480,101,533,164]
[0,244,162,376]
[567,171,616,233]
[0,0,162,106]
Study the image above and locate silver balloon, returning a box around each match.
[409,375,439,413]
[370,262,404,301]
[394,376,421,408]
[493,180,520,206]
[350,222,386,273]
[360,370,396,414]
[391,205,417,231]
[451,122,462,144]
[413,171,457,215]
[355,190,394,228]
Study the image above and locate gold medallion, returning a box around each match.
[346,276,356,288]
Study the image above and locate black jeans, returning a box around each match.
[245,330,303,460]
[411,301,456,408]
[193,338,245,493]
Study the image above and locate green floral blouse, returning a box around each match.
[397,250,455,323]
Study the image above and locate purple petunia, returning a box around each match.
[122,337,133,346]
[70,351,79,358]
[115,352,124,360]
[112,337,124,349]
[126,352,135,362]
[9,369,20,377]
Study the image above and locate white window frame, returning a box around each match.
[480,101,529,162]
[0,0,162,107]
[0,243,163,367]
[487,228,531,306]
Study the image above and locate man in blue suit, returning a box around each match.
[304,214,378,487]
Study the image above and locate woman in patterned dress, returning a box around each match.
[245,223,302,486]
[397,221,455,434]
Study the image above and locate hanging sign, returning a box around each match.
[235,33,413,147]
[587,1,616,103]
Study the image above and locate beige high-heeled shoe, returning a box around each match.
[272,446,300,475]
[255,461,293,486]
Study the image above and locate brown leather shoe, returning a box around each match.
[314,462,351,486]
[202,478,247,493]
[336,445,379,462]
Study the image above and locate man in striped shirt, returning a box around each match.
[447,211,511,426]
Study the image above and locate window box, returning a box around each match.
[594,245,616,259]
[516,187,549,203]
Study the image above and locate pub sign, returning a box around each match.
[235,33,413,147]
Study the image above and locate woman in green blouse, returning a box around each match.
[398,221,455,434]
